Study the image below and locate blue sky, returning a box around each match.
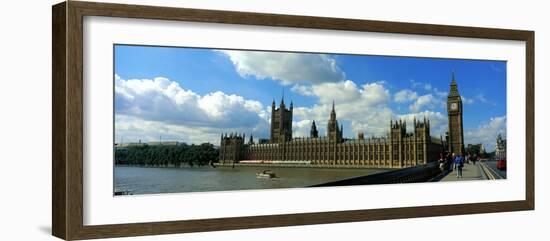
[114,44,507,151]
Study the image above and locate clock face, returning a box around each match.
[450,102,458,110]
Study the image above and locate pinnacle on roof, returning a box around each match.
[448,72,460,97]
[451,71,457,86]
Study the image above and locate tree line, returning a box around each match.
[115,143,219,167]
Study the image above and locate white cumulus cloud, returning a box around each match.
[293,81,392,137]
[409,94,444,112]
[115,75,269,144]
[465,116,506,152]
[475,93,496,106]
[290,84,315,96]
[292,120,313,138]
[461,96,475,104]
[394,89,418,103]
[424,83,432,91]
[219,50,345,85]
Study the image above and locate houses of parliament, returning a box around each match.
[219,75,465,168]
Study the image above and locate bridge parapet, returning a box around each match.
[309,162,441,187]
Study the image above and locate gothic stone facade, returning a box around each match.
[219,77,466,168]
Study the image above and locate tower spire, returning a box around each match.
[278,88,286,108]
[451,71,456,85]
[310,120,318,138]
[330,100,336,120]
[449,72,460,97]
[281,88,285,106]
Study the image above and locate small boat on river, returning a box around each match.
[256,170,276,179]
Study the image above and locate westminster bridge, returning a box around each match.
[310,159,505,187]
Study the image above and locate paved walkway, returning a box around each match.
[439,163,485,182]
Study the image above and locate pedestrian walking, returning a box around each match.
[438,153,445,172]
[454,153,464,178]
[446,152,454,171]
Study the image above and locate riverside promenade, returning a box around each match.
[439,161,504,181]
[440,162,484,181]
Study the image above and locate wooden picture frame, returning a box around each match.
[52,1,534,240]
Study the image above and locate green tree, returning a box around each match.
[114,142,219,167]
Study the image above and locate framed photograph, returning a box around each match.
[52,1,534,240]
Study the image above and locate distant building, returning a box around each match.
[219,101,444,168]
[495,134,506,159]
[218,76,470,168]
[116,139,146,148]
[148,141,180,146]
[115,140,180,148]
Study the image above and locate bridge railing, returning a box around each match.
[309,161,441,187]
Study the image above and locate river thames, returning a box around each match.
[114,165,388,195]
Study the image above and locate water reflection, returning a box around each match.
[114,165,388,195]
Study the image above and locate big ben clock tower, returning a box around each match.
[447,73,465,155]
